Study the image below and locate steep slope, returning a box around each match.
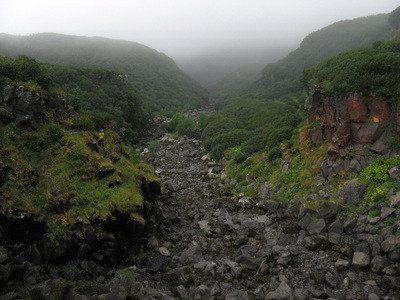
[201,12,394,162]
[0,33,209,114]
[229,13,391,101]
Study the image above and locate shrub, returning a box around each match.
[166,113,186,132]
[233,152,249,164]
[47,123,64,143]
[197,112,209,130]
[72,117,95,131]
[177,117,196,136]
[268,147,282,161]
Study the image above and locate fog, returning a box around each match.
[1,0,399,85]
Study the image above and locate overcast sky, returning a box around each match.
[1,0,399,60]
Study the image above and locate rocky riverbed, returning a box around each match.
[1,107,400,299]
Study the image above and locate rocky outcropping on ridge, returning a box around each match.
[305,88,400,179]
[0,84,69,129]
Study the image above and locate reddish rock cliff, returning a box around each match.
[305,88,399,162]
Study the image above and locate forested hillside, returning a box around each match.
[0,55,148,140]
[201,12,392,163]
[0,33,209,115]
[232,13,391,101]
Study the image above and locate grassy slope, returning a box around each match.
[0,120,158,239]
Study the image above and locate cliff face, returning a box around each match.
[0,84,68,129]
[305,88,399,176]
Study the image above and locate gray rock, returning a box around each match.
[303,235,330,251]
[389,167,400,184]
[352,252,370,267]
[340,179,366,206]
[298,214,313,229]
[381,235,400,253]
[29,279,67,300]
[307,218,326,235]
[235,254,262,270]
[159,247,171,257]
[328,219,343,235]
[335,259,350,271]
[389,191,400,207]
[370,255,386,274]
[226,289,249,300]
[389,248,400,262]
[343,219,356,232]
[381,207,396,219]
[257,185,270,200]
[349,158,362,172]
[148,255,166,272]
[175,244,203,265]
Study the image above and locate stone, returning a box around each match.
[340,179,366,206]
[97,165,115,179]
[370,255,386,274]
[316,202,341,221]
[328,220,343,235]
[335,259,350,271]
[307,219,326,235]
[352,252,370,267]
[29,279,68,300]
[198,220,211,234]
[303,235,330,251]
[349,158,362,172]
[389,167,400,184]
[177,244,202,265]
[381,235,400,253]
[225,290,249,300]
[148,255,166,272]
[389,191,400,207]
[235,254,262,270]
[380,207,396,219]
[159,247,171,257]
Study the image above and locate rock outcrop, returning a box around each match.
[305,88,400,179]
[0,84,69,129]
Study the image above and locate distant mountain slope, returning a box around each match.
[227,13,391,101]
[0,33,209,114]
[201,12,395,162]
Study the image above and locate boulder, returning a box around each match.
[306,219,326,235]
[316,202,341,221]
[352,252,370,267]
[381,235,400,253]
[97,165,115,179]
[389,167,400,184]
[339,179,366,206]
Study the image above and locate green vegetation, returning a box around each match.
[165,113,197,136]
[359,156,400,204]
[0,54,158,240]
[300,38,400,100]
[223,121,329,204]
[0,55,53,91]
[0,122,158,239]
[202,94,304,160]
[0,33,209,115]
[0,55,149,140]
[227,13,390,102]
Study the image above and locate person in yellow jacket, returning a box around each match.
[98,129,105,147]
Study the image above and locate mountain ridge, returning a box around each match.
[0,32,209,114]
